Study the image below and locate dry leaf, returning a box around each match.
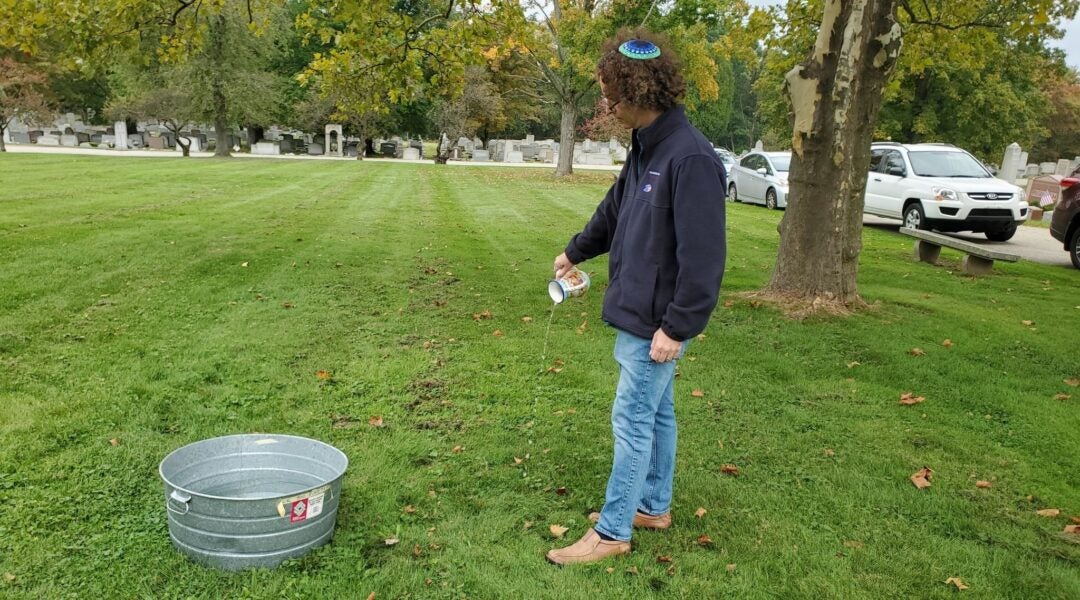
[109,438,120,447]
[695,507,707,518]
[726,563,736,572]
[576,320,588,335]
[843,540,864,549]
[696,334,706,341]
[723,300,734,308]
[625,566,639,575]
[240,262,249,267]
[367,593,376,600]
[1054,393,1071,401]
[691,389,705,398]
[824,448,835,457]
[909,348,926,356]
[513,457,524,465]
[846,361,860,368]
[942,339,954,348]
[944,577,968,591]
[555,486,567,496]
[3,573,15,583]
[493,330,504,337]
[911,467,933,489]
[452,445,464,453]
[546,366,563,374]
[657,555,672,563]
[315,370,332,380]
[1064,525,1080,534]
[412,544,422,558]
[521,316,533,323]
[606,567,615,574]
[1064,378,1079,387]
[666,565,677,576]
[975,481,992,489]
[721,464,740,476]
[282,301,295,309]
[384,537,399,546]
[1037,508,1061,517]
[549,524,569,538]
[1022,320,1034,326]
[368,415,385,428]
[403,505,416,514]
[899,392,926,406]
[697,534,713,546]
[523,521,533,530]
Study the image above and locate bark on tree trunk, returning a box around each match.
[556,98,577,177]
[766,0,902,308]
[0,126,6,152]
[210,15,230,158]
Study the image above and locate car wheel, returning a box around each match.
[1070,227,1080,270]
[728,183,738,203]
[766,188,778,210]
[985,223,1017,242]
[903,203,926,230]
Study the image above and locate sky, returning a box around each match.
[746,1,1080,70]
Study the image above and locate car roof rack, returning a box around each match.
[870,141,903,146]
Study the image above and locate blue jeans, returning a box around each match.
[594,329,686,542]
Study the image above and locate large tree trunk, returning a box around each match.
[0,125,6,152]
[210,15,230,158]
[766,0,902,308]
[555,98,577,177]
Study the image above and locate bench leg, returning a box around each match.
[913,240,941,264]
[962,255,994,275]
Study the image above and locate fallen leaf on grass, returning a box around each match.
[666,565,677,576]
[513,457,524,465]
[846,361,860,368]
[384,537,399,546]
[109,438,120,447]
[367,593,376,600]
[549,524,568,538]
[1071,516,1080,524]
[657,555,672,563]
[523,521,533,530]
[1022,320,1034,326]
[1037,508,1061,517]
[282,301,295,309]
[403,505,416,514]
[944,577,968,591]
[909,348,926,356]
[696,334,706,341]
[1065,525,1080,534]
[452,445,464,453]
[4,573,15,583]
[368,415,385,428]
[1054,393,1071,401]
[721,464,739,476]
[472,309,493,321]
[691,389,705,398]
[697,534,713,546]
[625,566,639,575]
[910,467,933,489]
[843,540,864,549]
[899,392,926,406]
[824,448,835,457]
[521,316,533,323]
[412,544,422,558]
[942,339,954,348]
[315,370,332,380]
[1065,378,1079,387]
[723,300,734,308]
[606,567,615,574]
[576,319,588,335]
[493,330,504,337]
[240,262,248,267]
[695,507,707,518]
[726,563,736,572]
[975,481,992,489]
[555,487,567,496]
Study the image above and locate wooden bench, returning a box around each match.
[899,227,1020,275]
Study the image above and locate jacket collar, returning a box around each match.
[633,105,686,153]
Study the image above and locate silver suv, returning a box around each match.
[864,142,1029,241]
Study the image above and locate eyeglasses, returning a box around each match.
[603,96,621,112]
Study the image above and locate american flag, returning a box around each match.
[1040,190,1055,207]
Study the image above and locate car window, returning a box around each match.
[869,149,886,172]
[740,155,756,169]
[769,154,791,172]
[884,151,905,174]
[907,151,991,178]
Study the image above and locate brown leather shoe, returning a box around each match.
[545,529,630,566]
[588,510,672,530]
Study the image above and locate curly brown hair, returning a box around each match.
[596,28,686,113]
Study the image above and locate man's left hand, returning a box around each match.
[650,328,682,363]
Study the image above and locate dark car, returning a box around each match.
[1050,172,1080,269]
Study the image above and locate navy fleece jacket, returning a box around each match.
[564,105,726,342]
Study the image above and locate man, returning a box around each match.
[546,29,727,566]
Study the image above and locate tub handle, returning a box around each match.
[167,490,191,515]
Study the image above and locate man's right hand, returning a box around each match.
[553,252,576,279]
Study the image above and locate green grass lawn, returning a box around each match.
[1,153,1078,599]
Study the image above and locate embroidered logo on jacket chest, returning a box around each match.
[641,171,661,193]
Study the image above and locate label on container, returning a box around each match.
[277,485,330,522]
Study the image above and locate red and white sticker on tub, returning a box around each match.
[277,485,330,522]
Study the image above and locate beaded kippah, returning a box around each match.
[618,39,661,60]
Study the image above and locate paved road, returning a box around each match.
[863,215,1074,269]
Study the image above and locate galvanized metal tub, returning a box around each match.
[159,434,348,570]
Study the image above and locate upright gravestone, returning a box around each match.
[1055,159,1071,176]
[754,140,764,151]
[1025,164,1040,177]
[1017,152,1028,177]
[999,143,1021,184]
[114,121,128,150]
[325,124,343,157]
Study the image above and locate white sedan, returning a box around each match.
[727,151,791,209]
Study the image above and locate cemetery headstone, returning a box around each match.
[114,121,128,150]
[251,141,279,155]
[472,149,490,162]
[1040,162,1056,174]
[1056,159,1072,176]
[325,124,343,157]
[999,142,1021,184]
[403,147,421,160]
